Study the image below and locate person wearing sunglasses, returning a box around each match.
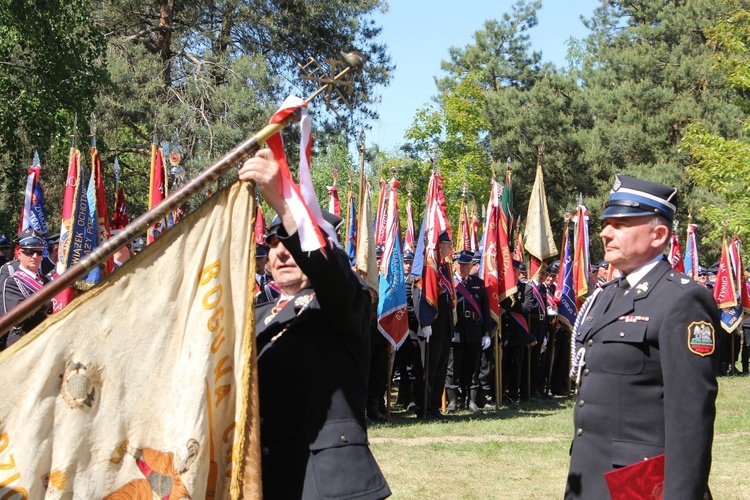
[0,228,53,350]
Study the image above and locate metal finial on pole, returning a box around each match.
[90,113,97,149]
[71,114,78,149]
[429,142,439,172]
[114,157,121,193]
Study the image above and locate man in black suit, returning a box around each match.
[238,149,390,500]
[565,174,718,499]
[446,250,493,412]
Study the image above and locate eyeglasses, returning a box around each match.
[20,248,44,256]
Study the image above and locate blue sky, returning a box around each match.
[367,0,601,152]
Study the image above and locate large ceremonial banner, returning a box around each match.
[0,182,260,498]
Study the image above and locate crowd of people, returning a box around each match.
[0,228,145,351]
[0,149,737,498]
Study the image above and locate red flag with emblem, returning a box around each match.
[669,233,685,273]
[481,181,501,324]
[374,179,388,247]
[404,195,415,255]
[571,205,591,307]
[92,146,113,275]
[112,187,129,230]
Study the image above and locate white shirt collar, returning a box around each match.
[18,265,39,280]
[623,255,664,288]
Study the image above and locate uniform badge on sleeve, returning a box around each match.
[687,321,715,356]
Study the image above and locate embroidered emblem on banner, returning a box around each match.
[687,321,715,356]
[618,315,650,323]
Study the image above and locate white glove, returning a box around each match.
[421,325,432,341]
[481,335,491,350]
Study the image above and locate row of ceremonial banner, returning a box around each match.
[3,94,750,497]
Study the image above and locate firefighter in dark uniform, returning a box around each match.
[565,174,718,499]
[238,149,390,500]
[413,230,455,419]
[1,229,52,350]
[394,251,424,412]
[445,250,493,412]
[500,260,536,405]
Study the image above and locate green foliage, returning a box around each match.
[0,0,107,235]
[393,0,748,263]
[683,0,750,249]
[0,0,393,236]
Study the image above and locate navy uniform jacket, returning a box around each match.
[566,259,718,499]
[0,267,51,349]
[254,227,390,500]
[527,281,547,343]
[500,281,536,346]
[453,274,493,344]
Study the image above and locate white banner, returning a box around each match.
[0,182,258,499]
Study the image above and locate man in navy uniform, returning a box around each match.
[500,260,536,405]
[238,149,390,499]
[1,228,52,350]
[414,230,455,419]
[446,250,493,412]
[394,251,423,411]
[565,174,718,499]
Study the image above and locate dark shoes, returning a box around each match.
[367,409,387,422]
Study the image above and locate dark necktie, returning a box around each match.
[604,277,629,313]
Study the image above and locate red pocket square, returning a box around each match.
[604,454,665,500]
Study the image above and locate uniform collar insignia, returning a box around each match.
[618,315,650,323]
[294,293,314,308]
[635,282,649,293]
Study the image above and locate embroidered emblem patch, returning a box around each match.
[687,321,715,356]
[681,278,691,285]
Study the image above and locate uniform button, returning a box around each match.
[578,400,584,407]
[583,368,589,376]
[340,435,349,443]
[587,339,593,346]
[261,447,269,456]
[260,417,264,425]
[576,428,583,436]
[619,332,625,338]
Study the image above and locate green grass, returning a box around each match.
[368,376,750,499]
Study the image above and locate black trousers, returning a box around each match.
[502,343,525,400]
[421,336,451,412]
[395,335,424,406]
[446,342,482,394]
